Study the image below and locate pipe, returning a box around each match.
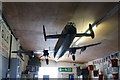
[6,34,12,79]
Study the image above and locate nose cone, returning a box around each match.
[65,22,77,34]
[69,26,76,34]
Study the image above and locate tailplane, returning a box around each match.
[43,25,47,41]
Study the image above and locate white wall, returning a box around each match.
[40,60,81,78]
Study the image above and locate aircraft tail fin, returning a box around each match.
[89,24,95,39]
[43,25,47,41]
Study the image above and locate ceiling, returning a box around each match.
[2,2,119,63]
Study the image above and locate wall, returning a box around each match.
[21,54,29,72]
[86,52,119,80]
[0,53,2,79]
[0,14,2,79]
[0,15,10,79]
[11,35,29,73]
[0,1,1,15]
[0,13,10,79]
[0,15,12,79]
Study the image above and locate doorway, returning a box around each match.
[38,67,58,78]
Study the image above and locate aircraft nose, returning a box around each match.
[68,27,76,34]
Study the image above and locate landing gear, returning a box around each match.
[45,58,49,65]
[72,54,75,61]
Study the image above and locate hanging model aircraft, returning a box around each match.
[12,22,100,64]
[43,22,94,60]
[43,22,101,61]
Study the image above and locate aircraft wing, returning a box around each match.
[12,50,43,54]
[75,24,94,38]
[46,34,66,39]
[75,33,92,37]
[43,25,66,41]
[69,42,101,50]
[12,49,55,54]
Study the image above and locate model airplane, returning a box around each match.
[12,49,51,65]
[43,22,95,60]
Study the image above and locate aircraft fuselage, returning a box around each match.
[54,24,76,59]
